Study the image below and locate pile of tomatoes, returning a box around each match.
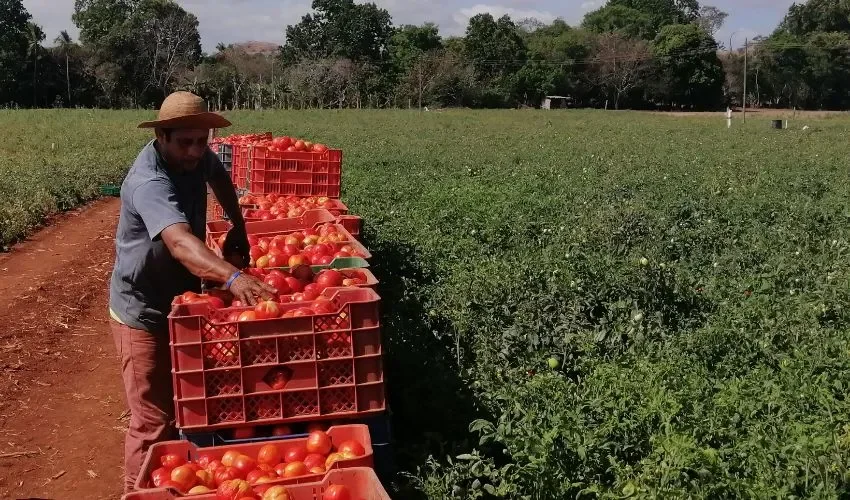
[175,268,368,311]
[238,194,345,221]
[210,133,273,146]
[148,430,363,498]
[210,133,332,155]
[258,135,330,154]
[214,224,364,268]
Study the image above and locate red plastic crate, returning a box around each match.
[250,146,342,197]
[206,218,372,268]
[232,144,251,189]
[122,468,389,500]
[168,288,385,431]
[205,209,337,250]
[337,216,362,238]
[134,425,373,491]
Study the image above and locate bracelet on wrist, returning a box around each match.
[225,271,242,289]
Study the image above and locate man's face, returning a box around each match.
[156,128,210,171]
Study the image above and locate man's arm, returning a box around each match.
[161,223,276,305]
[133,178,274,305]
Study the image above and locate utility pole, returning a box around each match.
[743,38,748,123]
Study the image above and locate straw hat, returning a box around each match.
[138,91,231,129]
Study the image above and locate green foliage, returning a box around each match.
[281,0,393,65]
[6,109,850,498]
[0,0,31,104]
[652,23,724,108]
[779,0,850,37]
[583,5,655,39]
[605,0,698,36]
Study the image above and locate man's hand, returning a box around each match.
[229,273,277,306]
[222,226,250,269]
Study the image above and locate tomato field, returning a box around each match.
[3,109,850,498]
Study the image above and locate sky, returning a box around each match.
[22,0,799,53]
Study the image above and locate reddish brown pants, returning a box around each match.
[110,320,176,492]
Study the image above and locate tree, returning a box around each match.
[583,5,655,39]
[0,0,32,105]
[605,0,698,36]
[695,5,727,36]
[779,0,850,36]
[464,13,527,80]
[73,0,137,44]
[587,32,653,109]
[802,32,850,108]
[389,23,442,73]
[651,23,724,109]
[127,0,202,99]
[523,21,593,104]
[26,21,45,107]
[282,0,393,65]
[54,30,74,106]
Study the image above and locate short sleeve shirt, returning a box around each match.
[109,140,222,333]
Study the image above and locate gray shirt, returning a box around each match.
[109,140,224,333]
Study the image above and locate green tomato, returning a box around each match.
[547,357,560,369]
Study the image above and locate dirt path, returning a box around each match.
[0,198,125,500]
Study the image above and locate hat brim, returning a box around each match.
[138,112,232,129]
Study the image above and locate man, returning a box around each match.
[108,91,275,491]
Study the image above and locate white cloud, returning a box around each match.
[580,0,603,10]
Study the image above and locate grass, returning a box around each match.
[4,109,850,497]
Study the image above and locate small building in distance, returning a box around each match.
[541,95,573,109]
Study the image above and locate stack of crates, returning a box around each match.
[161,134,392,491]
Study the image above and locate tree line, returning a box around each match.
[0,0,848,111]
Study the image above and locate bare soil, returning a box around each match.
[0,198,125,500]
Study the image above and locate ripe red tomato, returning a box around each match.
[306,431,333,455]
[306,422,326,433]
[311,299,335,315]
[215,467,240,487]
[238,311,257,322]
[232,428,257,440]
[250,245,265,261]
[216,478,252,500]
[334,251,351,259]
[257,444,281,466]
[303,453,326,471]
[263,485,292,500]
[161,453,187,469]
[265,274,289,294]
[291,264,313,282]
[266,367,290,390]
[313,143,328,153]
[221,451,242,468]
[271,425,292,436]
[205,459,224,474]
[282,461,308,478]
[289,255,309,267]
[293,307,314,317]
[323,484,352,500]
[324,452,344,469]
[268,253,289,268]
[294,140,306,151]
[303,283,321,301]
[255,301,281,320]
[232,455,257,477]
[336,440,366,457]
[195,453,214,470]
[284,445,308,464]
[195,469,215,488]
[151,467,171,487]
